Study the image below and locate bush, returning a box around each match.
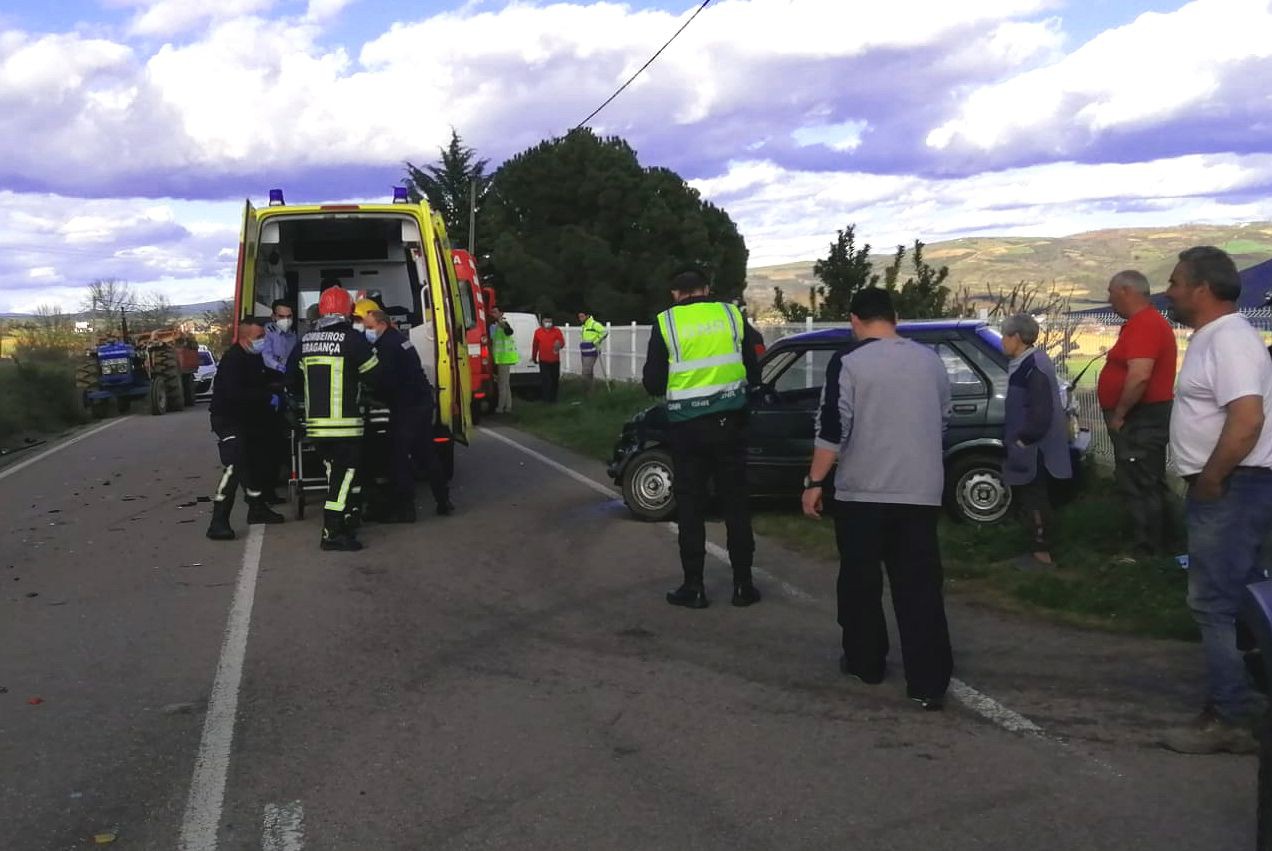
[0,358,88,443]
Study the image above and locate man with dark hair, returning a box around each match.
[1098,270,1178,560]
[802,287,954,711]
[643,268,761,609]
[1162,245,1272,755]
[260,298,297,504]
[206,321,286,540]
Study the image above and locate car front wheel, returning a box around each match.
[622,448,677,522]
[945,452,1011,525]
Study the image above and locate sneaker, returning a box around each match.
[909,695,945,712]
[666,583,708,609]
[731,582,761,607]
[839,656,885,685]
[1160,705,1259,755]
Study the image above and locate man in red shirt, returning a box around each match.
[531,316,566,403]
[1097,269,1179,558]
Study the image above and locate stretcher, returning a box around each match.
[287,405,390,520]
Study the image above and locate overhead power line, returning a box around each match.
[573,0,713,131]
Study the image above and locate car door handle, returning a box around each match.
[953,404,977,414]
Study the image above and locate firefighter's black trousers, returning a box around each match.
[314,438,363,536]
[211,416,270,510]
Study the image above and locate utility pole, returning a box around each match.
[468,179,477,255]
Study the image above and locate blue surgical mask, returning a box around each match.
[248,337,267,354]
[365,328,379,343]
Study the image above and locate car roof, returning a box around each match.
[771,319,992,347]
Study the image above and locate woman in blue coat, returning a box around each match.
[1000,314,1073,571]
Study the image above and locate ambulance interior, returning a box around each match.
[250,214,450,380]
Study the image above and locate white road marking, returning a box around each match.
[481,425,1048,739]
[0,417,130,482]
[179,525,266,851]
[262,801,306,851]
[947,679,1043,735]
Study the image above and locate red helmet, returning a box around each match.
[318,285,353,317]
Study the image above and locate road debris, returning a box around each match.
[92,831,118,844]
[27,697,43,705]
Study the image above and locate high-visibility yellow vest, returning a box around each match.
[580,317,607,353]
[493,322,518,365]
[657,302,748,423]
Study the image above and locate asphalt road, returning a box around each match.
[0,407,1256,850]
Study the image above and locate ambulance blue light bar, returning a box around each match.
[268,189,285,206]
[392,186,409,204]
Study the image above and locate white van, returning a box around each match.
[500,312,542,392]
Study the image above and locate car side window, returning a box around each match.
[928,342,988,398]
[772,348,836,396]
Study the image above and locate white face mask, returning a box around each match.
[543,321,554,329]
[275,317,292,332]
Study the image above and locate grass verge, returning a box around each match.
[0,357,88,446]
[504,377,1195,642]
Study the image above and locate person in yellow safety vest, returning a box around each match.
[490,306,518,413]
[576,309,608,394]
[642,269,762,610]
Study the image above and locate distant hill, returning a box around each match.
[0,300,229,322]
[745,222,1272,312]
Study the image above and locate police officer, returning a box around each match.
[206,320,286,540]
[642,269,762,609]
[286,284,382,552]
[362,309,454,520]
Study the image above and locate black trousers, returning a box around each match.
[1013,472,1054,553]
[211,416,270,511]
[314,439,362,536]
[1108,401,1176,555]
[539,361,561,402]
[667,412,754,584]
[395,403,449,507]
[834,502,953,699]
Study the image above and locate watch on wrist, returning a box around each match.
[803,474,828,490]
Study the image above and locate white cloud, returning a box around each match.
[124,0,278,38]
[927,0,1272,154]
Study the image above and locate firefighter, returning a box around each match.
[206,320,286,540]
[642,269,762,609]
[286,284,382,552]
[361,309,453,521]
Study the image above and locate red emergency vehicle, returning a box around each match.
[451,249,495,419]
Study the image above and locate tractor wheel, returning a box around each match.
[90,400,111,420]
[149,380,169,416]
[151,348,184,411]
[75,360,98,391]
[117,397,132,415]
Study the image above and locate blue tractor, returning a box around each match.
[75,326,198,418]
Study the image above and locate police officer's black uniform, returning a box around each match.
[287,315,382,551]
[206,338,285,540]
[368,325,452,521]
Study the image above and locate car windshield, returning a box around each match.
[199,352,215,366]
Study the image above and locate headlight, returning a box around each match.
[100,358,130,375]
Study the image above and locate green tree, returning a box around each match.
[883,241,952,319]
[405,129,489,251]
[478,129,748,321]
[772,286,810,322]
[812,225,878,321]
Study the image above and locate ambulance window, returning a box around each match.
[458,284,477,330]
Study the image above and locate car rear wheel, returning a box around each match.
[622,449,676,522]
[945,452,1011,525]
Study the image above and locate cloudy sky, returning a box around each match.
[2,0,1271,312]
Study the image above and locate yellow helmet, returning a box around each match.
[352,298,379,319]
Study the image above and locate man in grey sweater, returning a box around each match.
[801,288,954,710]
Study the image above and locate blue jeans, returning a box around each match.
[1186,469,1272,720]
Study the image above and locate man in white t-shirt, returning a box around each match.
[1161,245,1272,756]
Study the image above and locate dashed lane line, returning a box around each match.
[478,425,1047,739]
[0,416,130,483]
[179,525,266,851]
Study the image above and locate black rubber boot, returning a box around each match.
[732,582,762,607]
[246,501,285,525]
[666,582,709,609]
[205,501,236,541]
[321,512,363,552]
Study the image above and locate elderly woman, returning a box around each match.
[1001,314,1073,571]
